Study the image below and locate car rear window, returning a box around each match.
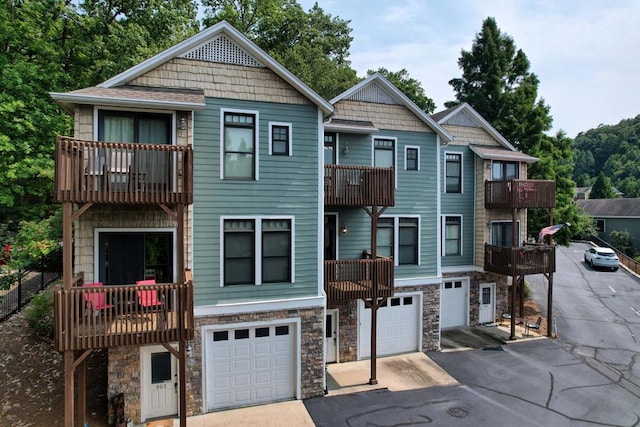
[597,251,616,257]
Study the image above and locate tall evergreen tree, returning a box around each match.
[447,17,552,154]
[589,171,616,199]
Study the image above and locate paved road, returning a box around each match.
[306,242,640,426]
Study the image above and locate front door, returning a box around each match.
[141,346,178,421]
[324,215,337,261]
[325,309,338,363]
[479,283,496,324]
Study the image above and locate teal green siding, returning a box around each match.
[331,129,439,279]
[193,98,320,305]
[441,146,475,267]
[597,217,640,249]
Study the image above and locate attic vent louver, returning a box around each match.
[181,35,264,67]
[350,82,399,105]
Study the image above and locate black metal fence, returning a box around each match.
[0,249,62,322]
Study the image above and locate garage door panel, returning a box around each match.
[441,281,468,328]
[359,295,421,358]
[207,323,296,410]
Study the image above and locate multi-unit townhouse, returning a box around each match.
[50,21,555,426]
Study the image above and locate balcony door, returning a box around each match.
[98,231,174,285]
[98,111,172,191]
[324,214,337,261]
[490,221,520,247]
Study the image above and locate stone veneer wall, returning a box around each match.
[108,345,142,423]
[187,306,325,415]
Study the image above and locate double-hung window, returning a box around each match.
[269,122,291,156]
[223,112,255,179]
[223,218,292,286]
[445,153,462,193]
[444,216,462,256]
[376,216,420,265]
[405,146,419,171]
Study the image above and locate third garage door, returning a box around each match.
[441,280,468,328]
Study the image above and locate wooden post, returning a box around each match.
[369,206,379,385]
[510,208,518,340]
[177,203,187,427]
[64,351,75,427]
[63,201,75,427]
[76,359,86,427]
[547,208,554,338]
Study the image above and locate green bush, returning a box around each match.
[25,291,55,339]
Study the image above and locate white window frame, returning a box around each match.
[372,136,398,188]
[220,215,295,287]
[404,145,420,171]
[268,122,292,156]
[441,215,463,256]
[220,108,260,180]
[377,214,421,267]
[444,151,463,194]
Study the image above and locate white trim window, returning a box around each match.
[373,137,396,168]
[220,109,259,180]
[376,216,420,266]
[445,152,462,193]
[443,216,462,256]
[269,122,292,156]
[405,145,420,171]
[222,217,294,286]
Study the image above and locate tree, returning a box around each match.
[589,171,616,199]
[610,230,635,257]
[202,0,358,99]
[367,68,436,113]
[447,17,552,154]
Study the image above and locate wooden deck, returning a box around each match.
[484,244,556,276]
[324,164,394,207]
[324,258,394,301]
[485,180,556,209]
[54,281,194,352]
[54,136,193,205]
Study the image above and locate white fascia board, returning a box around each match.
[97,21,334,117]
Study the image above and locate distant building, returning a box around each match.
[574,186,624,200]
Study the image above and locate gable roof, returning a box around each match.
[432,102,516,151]
[577,198,640,218]
[53,21,333,116]
[330,73,453,143]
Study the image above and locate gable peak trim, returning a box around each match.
[348,81,400,105]
[180,34,264,67]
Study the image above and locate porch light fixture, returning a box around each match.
[342,142,349,156]
[341,224,348,234]
[178,113,187,130]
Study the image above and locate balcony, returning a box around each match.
[485,180,555,209]
[324,258,394,301]
[55,136,193,205]
[54,281,194,352]
[324,165,394,207]
[484,244,556,276]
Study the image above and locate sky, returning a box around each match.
[297,0,640,137]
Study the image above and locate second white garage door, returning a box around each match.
[359,294,421,359]
[205,323,296,410]
[440,280,468,329]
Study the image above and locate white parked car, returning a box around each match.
[584,247,619,271]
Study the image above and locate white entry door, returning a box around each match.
[141,345,178,421]
[326,309,338,363]
[479,283,496,324]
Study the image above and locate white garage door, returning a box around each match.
[206,323,295,410]
[441,280,468,328]
[359,294,421,358]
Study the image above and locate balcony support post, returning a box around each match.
[546,208,554,338]
[510,208,518,340]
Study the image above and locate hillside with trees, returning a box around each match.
[573,115,640,197]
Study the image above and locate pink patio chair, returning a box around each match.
[83,282,113,317]
[135,279,166,321]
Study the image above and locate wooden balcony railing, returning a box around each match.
[484,244,556,276]
[324,258,394,301]
[54,281,194,352]
[55,136,193,205]
[485,180,555,209]
[324,164,394,207]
